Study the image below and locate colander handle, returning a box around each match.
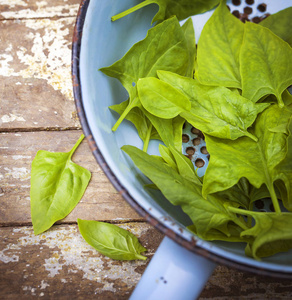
[130,236,216,300]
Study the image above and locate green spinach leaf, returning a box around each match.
[100,17,191,132]
[240,22,292,106]
[122,145,249,241]
[230,208,292,259]
[260,7,292,47]
[274,118,292,211]
[203,105,291,213]
[158,71,269,141]
[30,135,91,235]
[181,18,196,77]
[142,110,185,150]
[195,1,244,88]
[111,0,219,24]
[78,219,147,260]
[138,77,191,118]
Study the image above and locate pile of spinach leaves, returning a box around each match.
[102,1,292,259]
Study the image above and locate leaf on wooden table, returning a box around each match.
[78,219,147,260]
[30,135,91,235]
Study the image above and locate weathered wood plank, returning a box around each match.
[0,223,164,299]
[0,0,80,20]
[0,130,142,225]
[0,17,80,131]
[1,224,291,299]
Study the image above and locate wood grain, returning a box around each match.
[0,17,79,131]
[0,0,80,20]
[1,224,292,299]
[1,0,292,298]
[0,223,163,299]
[0,130,142,225]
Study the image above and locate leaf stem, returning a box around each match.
[112,99,138,132]
[233,215,249,231]
[229,206,250,216]
[142,124,153,152]
[111,0,154,22]
[135,254,147,261]
[268,183,281,214]
[69,134,85,159]
[244,131,258,142]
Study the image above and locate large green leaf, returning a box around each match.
[138,77,191,118]
[111,0,219,24]
[203,105,291,213]
[30,135,91,235]
[122,145,249,240]
[260,7,292,47]
[230,208,292,259]
[100,17,191,131]
[240,22,292,106]
[195,1,244,88]
[158,71,269,140]
[78,219,147,260]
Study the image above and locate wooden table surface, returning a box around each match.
[1,1,292,299]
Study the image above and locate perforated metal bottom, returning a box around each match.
[182,122,209,177]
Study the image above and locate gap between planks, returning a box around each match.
[0,219,148,228]
[0,126,81,133]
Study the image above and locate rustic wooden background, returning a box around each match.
[1,0,292,299]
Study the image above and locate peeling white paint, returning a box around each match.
[0,3,79,19]
[3,166,30,181]
[6,225,149,292]
[40,280,50,290]
[0,17,75,101]
[0,53,15,77]
[1,113,26,123]
[0,0,28,8]
[16,18,75,100]
[12,155,31,160]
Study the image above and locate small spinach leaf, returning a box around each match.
[138,77,191,119]
[77,219,147,260]
[240,22,292,106]
[30,135,91,235]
